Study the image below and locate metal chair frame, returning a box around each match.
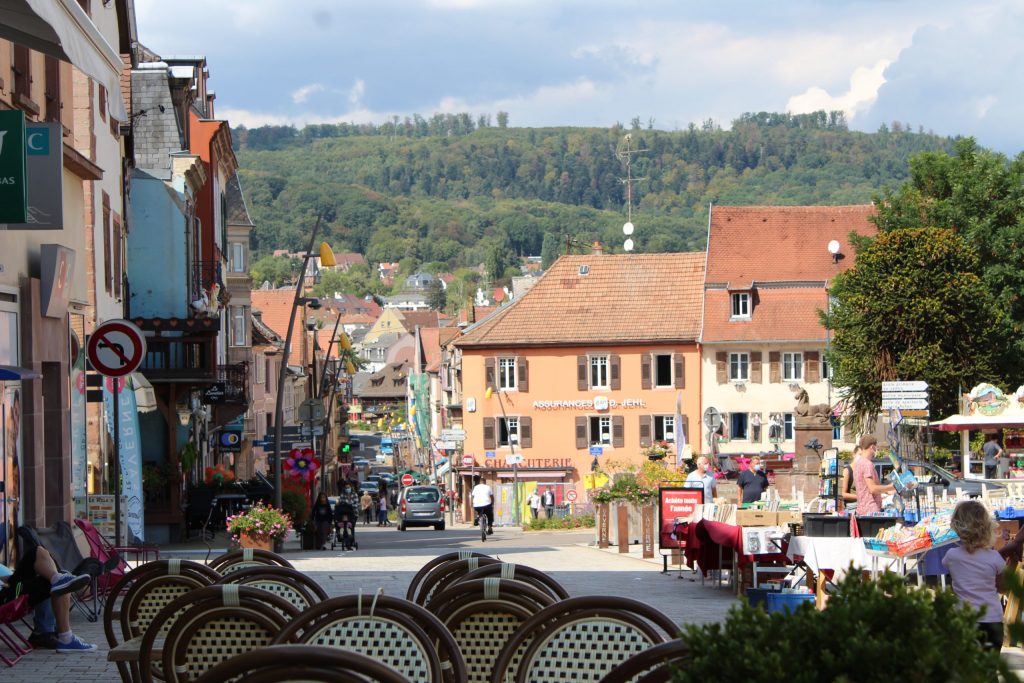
[192,644,412,683]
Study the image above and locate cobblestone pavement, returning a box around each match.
[3,525,737,681]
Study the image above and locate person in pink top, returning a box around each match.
[851,435,895,515]
[942,500,1006,651]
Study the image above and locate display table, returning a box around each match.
[786,536,871,582]
[684,520,789,587]
[865,537,960,585]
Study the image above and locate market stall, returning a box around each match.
[930,383,1024,478]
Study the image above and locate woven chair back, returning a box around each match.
[405,550,493,604]
[459,562,570,602]
[192,644,412,683]
[598,639,691,683]
[215,565,328,612]
[208,548,293,576]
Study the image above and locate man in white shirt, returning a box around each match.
[685,456,717,503]
[471,475,494,534]
[527,490,541,519]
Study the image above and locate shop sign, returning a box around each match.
[0,110,27,223]
[483,456,573,469]
[3,123,63,229]
[532,398,647,410]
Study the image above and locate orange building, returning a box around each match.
[452,253,705,523]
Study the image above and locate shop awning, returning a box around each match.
[0,0,127,120]
[929,413,1024,432]
[0,365,41,381]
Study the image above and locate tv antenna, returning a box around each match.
[617,134,647,251]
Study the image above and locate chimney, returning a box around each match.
[591,241,604,255]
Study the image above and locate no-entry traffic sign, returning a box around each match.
[461,455,475,466]
[401,473,414,486]
[87,320,146,377]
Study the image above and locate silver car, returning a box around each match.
[397,485,446,531]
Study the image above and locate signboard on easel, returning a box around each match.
[658,486,704,571]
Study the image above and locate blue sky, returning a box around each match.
[135,0,1024,154]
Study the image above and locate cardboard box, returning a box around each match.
[736,509,775,526]
[775,510,803,527]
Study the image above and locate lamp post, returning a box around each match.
[272,215,335,511]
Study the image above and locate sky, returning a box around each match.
[134,0,1024,154]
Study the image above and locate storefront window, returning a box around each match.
[498,416,519,446]
[589,416,611,446]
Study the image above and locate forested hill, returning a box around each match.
[233,111,957,273]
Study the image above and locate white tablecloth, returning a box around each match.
[786,536,871,581]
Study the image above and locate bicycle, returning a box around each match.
[475,507,493,542]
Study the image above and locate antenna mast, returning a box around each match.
[617,133,647,251]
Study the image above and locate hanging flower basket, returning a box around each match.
[226,503,292,546]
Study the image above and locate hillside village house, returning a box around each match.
[700,205,877,457]
[453,253,705,524]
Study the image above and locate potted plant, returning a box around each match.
[642,441,671,461]
[226,503,292,551]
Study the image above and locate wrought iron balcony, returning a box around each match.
[131,317,220,382]
[217,362,249,405]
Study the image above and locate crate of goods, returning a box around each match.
[776,510,803,527]
[802,513,851,537]
[765,591,815,614]
[863,538,888,551]
[745,587,776,610]
[857,516,901,539]
[929,529,958,545]
[736,509,776,527]
[886,535,932,556]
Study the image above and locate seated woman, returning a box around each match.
[0,545,96,652]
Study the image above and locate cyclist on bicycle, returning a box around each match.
[471,474,494,535]
[333,487,359,550]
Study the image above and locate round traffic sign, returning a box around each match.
[566,489,578,502]
[401,473,414,487]
[462,455,475,466]
[87,320,146,377]
[703,407,722,431]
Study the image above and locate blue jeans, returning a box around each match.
[34,599,56,633]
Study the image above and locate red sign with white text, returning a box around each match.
[658,487,704,550]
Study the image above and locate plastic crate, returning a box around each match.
[745,587,775,610]
[802,514,850,537]
[929,529,958,545]
[863,538,888,551]
[857,516,901,539]
[886,536,932,556]
[765,592,815,614]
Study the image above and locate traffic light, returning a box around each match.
[342,443,351,454]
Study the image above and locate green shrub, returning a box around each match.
[525,513,595,530]
[673,571,1009,683]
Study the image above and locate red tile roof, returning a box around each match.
[705,205,876,287]
[419,327,443,373]
[701,205,877,343]
[251,290,305,366]
[400,310,443,330]
[455,253,705,348]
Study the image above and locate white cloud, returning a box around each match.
[787,60,890,119]
[348,80,366,107]
[291,84,324,104]
[975,95,998,118]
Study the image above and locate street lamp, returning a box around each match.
[272,215,335,513]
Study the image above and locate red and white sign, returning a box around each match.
[565,489,578,502]
[461,455,475,466]
[401,473,414,487]
[87,320,146,377]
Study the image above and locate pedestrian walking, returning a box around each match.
[542,487,556,518]
[312,492,334,550]
[377,495,390,526]
[360,490,373,525]
[528,490,541,520]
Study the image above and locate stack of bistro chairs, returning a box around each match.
[99,547,687,682]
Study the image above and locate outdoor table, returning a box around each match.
[786,536,872,582]
[865,537,960,586]
[684,520,789,588]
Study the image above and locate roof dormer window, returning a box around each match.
[731,292,751,319]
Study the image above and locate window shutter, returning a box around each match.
[769,352,781,383]
[673,353,685,389]
[805,351,820,383]
[575,416,588,449]
[577,356,588,391]
[639,415,652,448]
[716,352,727,384]
[483,417,496,449]
[519,417,533,449]
[750,351,762,383]
[610,354,621,390]
[612,415,624,448]
[517,357,529,392]
[485,357,496,388]
[641,354,652,390]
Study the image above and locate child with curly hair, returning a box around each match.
[942,500,1006,651]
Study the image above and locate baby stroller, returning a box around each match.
[333,501,358,551]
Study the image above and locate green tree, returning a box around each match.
[824,228,1003,434]
[425,279,447,311]
[540,232,561,269]
[872,138,1024,379]
[250,255,298,288]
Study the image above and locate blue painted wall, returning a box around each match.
[128,171,188,319]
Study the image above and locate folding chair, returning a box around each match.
[17,524,103,621]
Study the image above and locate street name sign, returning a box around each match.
[440,429,466,441]
[882,381,928,392]
[882,390,929,400]
[881,398,929,410]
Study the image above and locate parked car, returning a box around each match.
[358,481,380,497]
[348,438,361,451]
[352,458,369,467]
[397,485,446,531]
[872,458,1006,498]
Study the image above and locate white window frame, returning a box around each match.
[654,415,676,442]
[783,352,803,381]
[731,292,750,319]
[498,416,519,446]
[784,413,795,441]
[729,352,749,382]
[822,353,832,381]
[590,355,609,389]
[498,357,517,390]
[230,242,245,273]
[653,353,673,388]
[229,306,246,347]
[589,415,612,447]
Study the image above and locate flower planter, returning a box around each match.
[239,533,274,551]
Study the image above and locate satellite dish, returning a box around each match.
[623,238,634,252]
[623,221,634,236]
[703,407,722,431]
[827,240,841,255]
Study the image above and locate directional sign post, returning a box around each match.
[882,380,929,412]
[86,320,147,549]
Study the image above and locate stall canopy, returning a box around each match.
[0,0,128,120]
[930,414,1024,432]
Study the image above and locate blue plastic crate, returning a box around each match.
[765,592,815,614]
[745,587,774,609]
[863,538,888,551]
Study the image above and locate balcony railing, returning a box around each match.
[132,317,219,382]
[192,260,224,294]
[217,363,249,405]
